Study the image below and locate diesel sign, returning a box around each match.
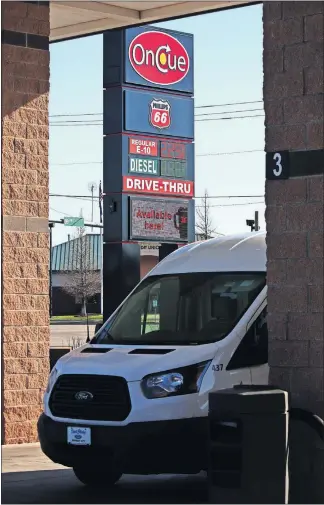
[129,156,159,176]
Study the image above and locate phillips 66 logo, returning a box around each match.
[149,99,171,130]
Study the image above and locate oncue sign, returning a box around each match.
[103,25,195,321]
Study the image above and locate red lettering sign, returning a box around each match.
[149,99,171,130]
[129,137,158,157]
[123,175,194,198]
[128,31,190,86]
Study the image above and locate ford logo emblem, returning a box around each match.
[74,391,93,401]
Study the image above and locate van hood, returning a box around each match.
[55,343,218,382]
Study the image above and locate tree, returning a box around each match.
[195,189,217,240]
[62,225,100,317]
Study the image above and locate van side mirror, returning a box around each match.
[95,322,103,334]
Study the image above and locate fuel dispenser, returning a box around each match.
[208,385,324,504]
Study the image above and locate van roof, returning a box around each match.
[148,231,267,277]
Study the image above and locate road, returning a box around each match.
[50,324,96,348]
[2,444,208,504]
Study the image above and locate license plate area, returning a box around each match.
[67,426,91,446]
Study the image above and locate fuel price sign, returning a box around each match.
[126,137,191,181]
[129,137,158,157]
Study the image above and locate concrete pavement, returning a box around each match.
[50,324,96,348]
[2,443,208,504]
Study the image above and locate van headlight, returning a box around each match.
[45,367,58,394]
[141,361,211,399]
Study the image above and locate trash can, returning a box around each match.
[208,385,289,504]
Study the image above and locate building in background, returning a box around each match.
[51,234,159,315]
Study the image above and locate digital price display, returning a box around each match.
[160,141,186,160]
[161,159,187,179]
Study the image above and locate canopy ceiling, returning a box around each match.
[50,1,256,41]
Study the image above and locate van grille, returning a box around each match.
[49,374,131,421]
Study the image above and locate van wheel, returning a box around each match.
[73,466,122,487]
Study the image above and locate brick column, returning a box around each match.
[263,2,323,501]
[1,1,50,444]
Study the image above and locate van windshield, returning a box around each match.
[93,272,266,346]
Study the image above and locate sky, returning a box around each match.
[49,3,265,246]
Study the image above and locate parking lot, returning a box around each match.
[2,444,208,504]
[50,324,95,348]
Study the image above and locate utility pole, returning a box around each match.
[88,182,97,233]
[49,222,55,317]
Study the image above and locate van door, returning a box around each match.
[250,307,269,384]
[218,360,252,389]
[226,304,268,385]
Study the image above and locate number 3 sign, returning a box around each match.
[266,151,290,180]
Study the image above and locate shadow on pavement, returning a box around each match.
[2,468,208,504]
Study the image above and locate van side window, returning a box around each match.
[141,282,161,334]
[227,307,268,370]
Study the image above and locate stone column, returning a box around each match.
[1,1,50,444]
[263,2,323,501]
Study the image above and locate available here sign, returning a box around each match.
[129,197,189,242]
[123,175,194,197]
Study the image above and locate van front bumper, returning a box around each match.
[37,413,208,474]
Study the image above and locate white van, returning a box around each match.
[38,231,268,487]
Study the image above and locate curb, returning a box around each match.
[50,320,101,326]
[2,442,40,449]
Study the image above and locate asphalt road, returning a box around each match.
[2,444,208,504]
[50,324,96,348]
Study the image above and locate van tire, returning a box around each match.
[73,466,122,487]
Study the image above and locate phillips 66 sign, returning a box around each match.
[124,88,194,139]
[149,99,171,129]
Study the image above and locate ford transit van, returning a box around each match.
[38,231,268,486]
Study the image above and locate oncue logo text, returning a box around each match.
[128,31,190,86]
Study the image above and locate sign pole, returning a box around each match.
[103,26,195,322]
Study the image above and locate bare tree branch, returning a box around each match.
[195,189,217,240]
[61,226,100,316]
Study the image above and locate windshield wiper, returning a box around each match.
[91,329,115,345]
